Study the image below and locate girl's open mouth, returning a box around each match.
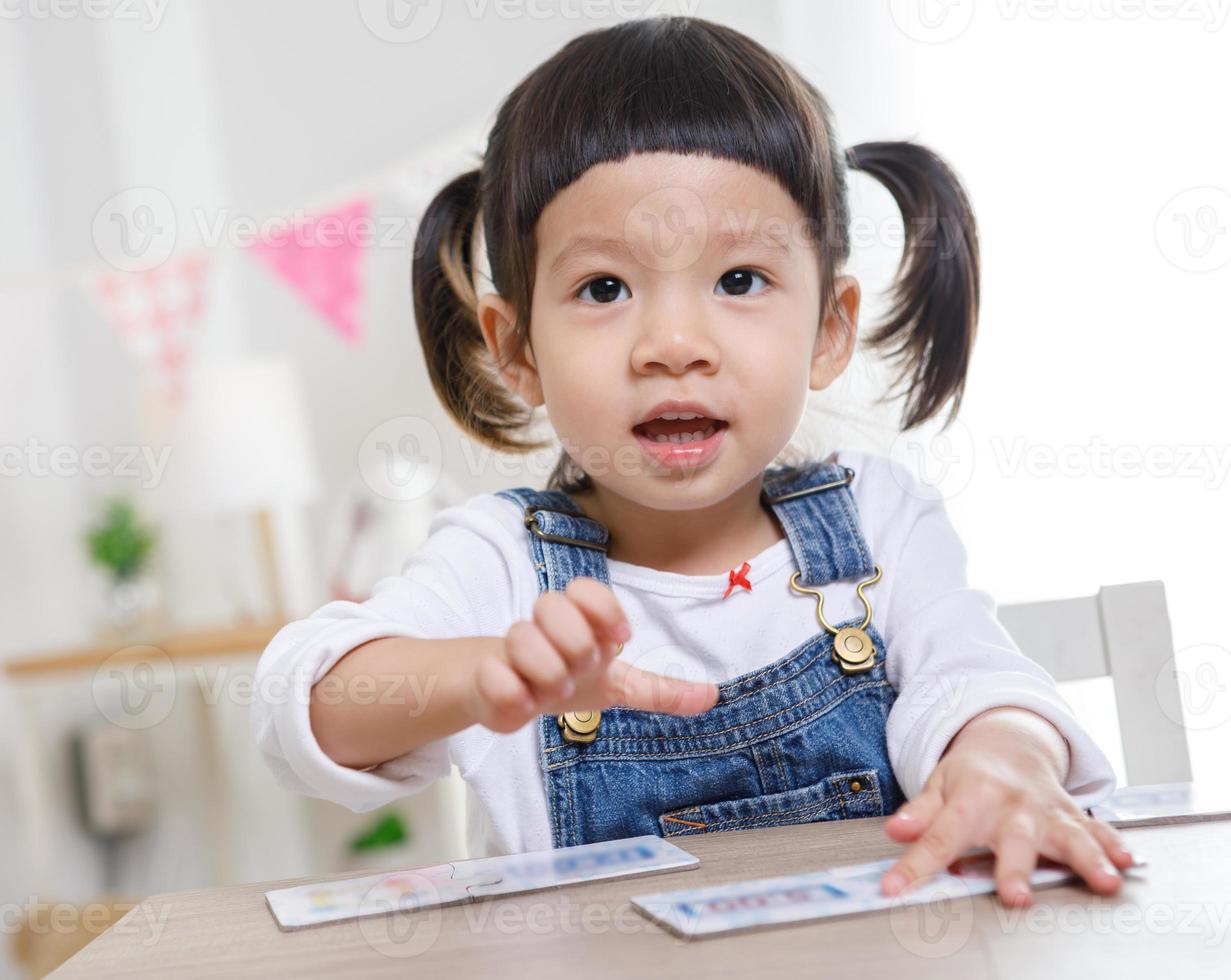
[631,416,729,469]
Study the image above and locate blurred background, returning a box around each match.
[2,0,1229,975]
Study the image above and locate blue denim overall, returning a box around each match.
[494,459,906,848]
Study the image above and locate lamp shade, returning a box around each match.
[163,358,320,516]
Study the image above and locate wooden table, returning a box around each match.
[48,815,1229,978]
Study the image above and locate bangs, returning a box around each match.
[482,17,838,290]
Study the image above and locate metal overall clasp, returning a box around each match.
[787,566,883,674]
[763,465,882,675]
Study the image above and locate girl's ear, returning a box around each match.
[477,292,544,408]
[809,274,861,391]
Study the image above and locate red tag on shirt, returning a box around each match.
[722,561,752,599]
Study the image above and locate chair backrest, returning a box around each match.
[996,580,1191,786]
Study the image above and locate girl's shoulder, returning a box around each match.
[422,487,533,556]
[827,447,944,507]
[823,447,949,556]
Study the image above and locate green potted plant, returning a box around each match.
[85,498,161,637]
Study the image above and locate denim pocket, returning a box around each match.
[657,767,885,838]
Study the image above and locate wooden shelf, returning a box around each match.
[4,622,285,678]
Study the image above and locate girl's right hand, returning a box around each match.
[470,576,720,734]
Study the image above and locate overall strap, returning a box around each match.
[495,457,875,592]
[760,459,876,587]
[493,486,612,592]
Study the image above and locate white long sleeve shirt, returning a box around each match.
[251,448,1117,858]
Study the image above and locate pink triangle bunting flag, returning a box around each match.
[246,197,368,346]
[87,249,212,404]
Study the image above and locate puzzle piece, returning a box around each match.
[266,835,698,930]
[361,863,503,912]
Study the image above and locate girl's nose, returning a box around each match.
[630,313,721,376]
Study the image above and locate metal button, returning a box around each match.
[558,709,601,743]
[848,778,863,793]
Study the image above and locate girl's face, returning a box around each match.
[479,151,859,511]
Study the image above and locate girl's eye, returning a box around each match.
[715,268,769,297]
[577,276,630,305]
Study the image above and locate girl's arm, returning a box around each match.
[881,705,1135,907]
[847,448,1125,906]
[308,634,500,770]
[250,495,529,813]
[309,580,717,772]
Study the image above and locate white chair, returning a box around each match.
[997,580,1192,786]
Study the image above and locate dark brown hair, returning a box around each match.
[412,16,980,492]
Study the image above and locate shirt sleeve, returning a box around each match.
[250,494,525,813]
[853,451,1119,811]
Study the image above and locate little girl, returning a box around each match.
[253,15,1134,909]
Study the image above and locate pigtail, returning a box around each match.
[411,168,548,454]
[844,141,981,429]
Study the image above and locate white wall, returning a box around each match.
[780,0,1231,793]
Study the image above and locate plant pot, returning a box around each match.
[99,576,163,642]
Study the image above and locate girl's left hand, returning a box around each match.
[879,706,1137,907]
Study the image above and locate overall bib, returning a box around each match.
[494,459,906,848]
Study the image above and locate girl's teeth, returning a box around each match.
[652,425,717,443]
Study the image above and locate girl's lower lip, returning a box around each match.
[633,423,728,469]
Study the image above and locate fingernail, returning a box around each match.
[893,810,917,823]
[521,696,537,715]
[560,678,575,699]
[612,622,631,642]
[1007,875,1030,902]
[1100,860,1120,879]
[882,870,908,894]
